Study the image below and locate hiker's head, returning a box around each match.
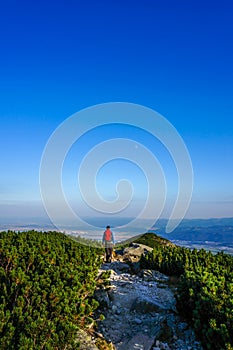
[106,225,110,229]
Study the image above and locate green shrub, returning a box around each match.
[0,230,102,349]
[140,234,233,350]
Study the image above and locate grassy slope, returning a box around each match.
[133,232,174,248]
[116,232,175,249]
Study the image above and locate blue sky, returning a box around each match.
[0,0,233,227]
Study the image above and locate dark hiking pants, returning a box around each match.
[105,243,113,262]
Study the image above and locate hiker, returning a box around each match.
[102,225,115,263]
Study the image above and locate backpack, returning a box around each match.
[104,229,112,241]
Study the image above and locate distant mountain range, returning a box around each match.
[1,217,233,254]
[151,218,233,255]
[153,218,233,243]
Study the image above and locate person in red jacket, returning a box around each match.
[102,225,115,263]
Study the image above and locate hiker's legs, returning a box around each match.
[108,247,113,262]
[106,246,112,262]
[105,247,109,262]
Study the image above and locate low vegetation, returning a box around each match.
[133,232,174,249]
[1,230,232,350]
[140,233,233,350]
[0,230,103,349]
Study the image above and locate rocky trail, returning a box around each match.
[92,244,203,350]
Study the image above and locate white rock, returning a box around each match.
[112,305,117,312]
[134,318,142,325]
[97,259,203,350]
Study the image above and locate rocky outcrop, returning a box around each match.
[130,296,167,313]
[94,287,111,309]
[95,262,203,350]
[76,329,100,350]
[114,243,153,263]
[92,241,203,350]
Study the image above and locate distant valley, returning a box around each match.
[1,217,233,255]
[152,218,233,255]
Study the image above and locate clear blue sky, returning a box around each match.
[0,0,233,225]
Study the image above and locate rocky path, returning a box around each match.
[95,259,203,350]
